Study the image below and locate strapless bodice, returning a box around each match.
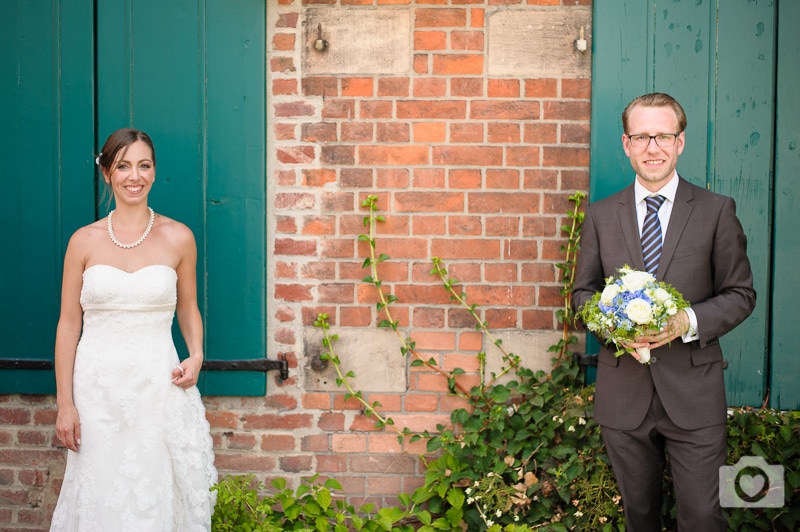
[81,264,177,312]
[78,264,178,352]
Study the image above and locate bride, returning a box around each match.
[51,128,217,531]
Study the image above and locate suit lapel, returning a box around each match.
[615,186,646,270]
[658,177,693,278]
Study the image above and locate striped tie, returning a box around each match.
[641,195,666,275]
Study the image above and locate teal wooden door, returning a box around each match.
[1,0,267,396]
[591,0,796,409]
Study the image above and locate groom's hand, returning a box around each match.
[636,310,690,349]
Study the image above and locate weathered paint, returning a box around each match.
[770,0,800,411]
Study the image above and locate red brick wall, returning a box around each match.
[0,0,591,528]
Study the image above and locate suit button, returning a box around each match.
[650,356,657,364]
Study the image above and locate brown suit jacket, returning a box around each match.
[573,177,756,431]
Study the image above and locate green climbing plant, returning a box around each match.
[213,192,800,531]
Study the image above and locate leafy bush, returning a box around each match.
[211,474,413,531]
[211,404,799,531]
[720,408,800,531]
[414,362,624,531]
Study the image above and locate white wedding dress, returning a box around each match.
[50,265,217,532]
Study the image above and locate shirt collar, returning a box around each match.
[635,171,679,205]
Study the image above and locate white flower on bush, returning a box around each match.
[625,298,654,325]
[620,269,655,292]
[600,283,621,306]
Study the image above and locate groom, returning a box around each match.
[572,93,756,531]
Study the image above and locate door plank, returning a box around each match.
[770,0,800,410]
[0,0,94,393]
[712,1,774,407]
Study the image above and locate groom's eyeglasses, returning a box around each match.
[626,133,679,148]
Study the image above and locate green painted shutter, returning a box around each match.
[203,2,269,395]
[590,0,775,408]
[2,1,267,396]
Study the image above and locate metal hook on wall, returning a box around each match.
[314,23,328,52]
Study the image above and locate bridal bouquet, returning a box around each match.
[578,266,689,364]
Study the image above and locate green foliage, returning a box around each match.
[401,192,619,529]
[213,192,799,531]
[415,363,624,530]
[721,408,800,531]
[213,405,800,530]
[211,474,419,532]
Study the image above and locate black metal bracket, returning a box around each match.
[0,359,54,370]
[0,357,289,380]
[202,358,289,380]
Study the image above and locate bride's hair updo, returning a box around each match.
[96,128,157,209]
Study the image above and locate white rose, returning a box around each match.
[625,298,654,325]
[621,270,655,292]
[650,287,670,303]
[600,284,621,306]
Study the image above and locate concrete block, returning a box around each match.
[303,8,412,75]
[483,330,586,384]
[304,328,408,392]
[487,8,592,77]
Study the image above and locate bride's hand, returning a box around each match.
[172,356,202,388]
[56,404,81,452]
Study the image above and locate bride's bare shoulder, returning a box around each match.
[154,214,195,246]
[64,218,108,266]
[69,218,108,245]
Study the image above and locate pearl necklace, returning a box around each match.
[107,207,155,249]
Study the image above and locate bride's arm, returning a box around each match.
[174,224,204,388]
[55,232,86,452]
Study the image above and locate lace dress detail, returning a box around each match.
[50,265,217,532]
